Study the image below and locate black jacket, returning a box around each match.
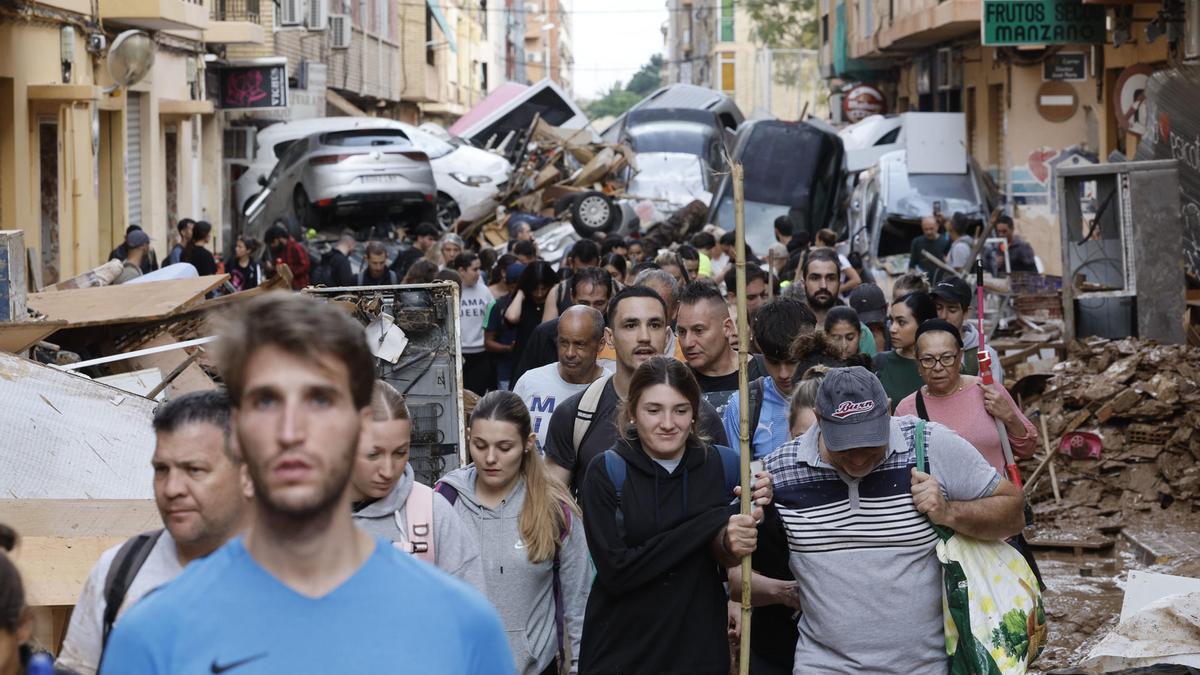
[579,435,736,675]
[328,249,356,287]
[511,317,559,385]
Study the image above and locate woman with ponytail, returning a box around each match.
[435,391,590,675]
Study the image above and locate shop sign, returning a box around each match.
[218,61,288,110]
[982,0,1106,46]
[842,85,887,123]
[1043,52,1087,81]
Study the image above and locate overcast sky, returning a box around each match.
[569,0,668,101]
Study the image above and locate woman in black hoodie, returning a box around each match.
[578,356,771,675]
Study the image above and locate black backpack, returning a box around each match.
[309,250,337,286]
[100,530,164,652]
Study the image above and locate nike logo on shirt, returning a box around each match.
[210,653,268,673]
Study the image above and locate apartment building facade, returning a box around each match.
[0,0,261,283]
[665,0,825,120]
[519,0,573,93]
[819,0,1169,274]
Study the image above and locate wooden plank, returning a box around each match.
[0,499,159,537]
[27,275,227,328]
[0,351,157,499]
[1024,536,1114,550]
[122,331,215,395]
[0,320,68,353]
[11,536,126,606]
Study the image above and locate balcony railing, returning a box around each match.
[210,0,259,23]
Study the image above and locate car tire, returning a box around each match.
[436,193,461,230]
[570,191,618,237]
[292,187,320,234]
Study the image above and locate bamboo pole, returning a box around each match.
[732,162,753,675]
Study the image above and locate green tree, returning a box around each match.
[585,54,663,120]
[744,0,819,49]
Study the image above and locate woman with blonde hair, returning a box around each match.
[436,391,590,675]
[348,381,485,591]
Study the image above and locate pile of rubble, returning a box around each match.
[1021,337,1200,520]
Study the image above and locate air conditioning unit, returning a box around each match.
[307,0,327,30]
[279,0,303,26]
[329,13,351,48]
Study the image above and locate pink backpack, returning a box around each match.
[394,482,435,563]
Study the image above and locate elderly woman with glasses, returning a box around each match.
[895,319,1038,474]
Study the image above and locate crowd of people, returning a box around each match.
[0,209,1049,675]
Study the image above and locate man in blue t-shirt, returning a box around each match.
[101,293,513,675]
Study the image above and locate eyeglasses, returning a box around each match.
[918,353,960,370]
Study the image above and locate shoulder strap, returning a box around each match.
[714,445,741,499]
[551,501,572,674]
[914,419,927,473]
[101,529,164,650]
[915,390,931,422]
[572,374,612,451]
[403,483,436,563]
[603,449,627,543]
[433,481,459,506]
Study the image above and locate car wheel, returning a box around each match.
[292,187,320,233]
[436,193,461,230]
[570,191,618,237]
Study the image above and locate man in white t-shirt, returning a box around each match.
[512,305,610,450]
[57,390,250,675]
[454,252,495,395]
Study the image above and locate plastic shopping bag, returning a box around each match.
[915,421,1048,675]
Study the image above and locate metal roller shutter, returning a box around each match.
[126,93,142,228]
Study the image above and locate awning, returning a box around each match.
[426,0,458,53]
[325,89,367,117]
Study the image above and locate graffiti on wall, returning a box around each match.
[1010,145,1097,209]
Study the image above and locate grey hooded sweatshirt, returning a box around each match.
[351,464,486,593]
[438,466,591,675]
[961,321,1004,384]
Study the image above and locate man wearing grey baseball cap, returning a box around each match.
[759,366,1025,673]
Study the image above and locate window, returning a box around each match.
[719,0,734,41]
[425,6,435,65]
[480,0,487,38]
[821,14,829,44]
[718,52,735,94]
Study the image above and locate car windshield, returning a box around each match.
[625,122,713,156]
[712,198,796,255]
[401,126,455,159]
[888,170,982,219]
[320,129,410,147]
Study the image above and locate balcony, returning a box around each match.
[98,0,208,31]
[852,0,980,57]
[206,0,265,44]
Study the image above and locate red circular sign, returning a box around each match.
[843,85,887,123]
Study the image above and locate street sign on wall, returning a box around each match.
[1044,52,1087,81]
[982,0,1106,46]
[217,61,288,110]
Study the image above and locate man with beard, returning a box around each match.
[803,248,877,356]
[676,280,764,416]
[100,293,512,675]
[512,306,610,451]
[544,286,729,494]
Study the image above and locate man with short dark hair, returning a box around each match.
[908,215,950,282]
[165,219,195,266]
[760,366,1025,673]
[801,248,877,356]
[984,215,1038,275]
[513,306,610,451]
[513,267,614,383]
[320,233,357,287]
[101,293,512,674]
[358,241,397,285]
[723,265,770,314]
[676,280,764,415]
[390,222,440,280]
[930,277,1003,384]
[722,297,813,459]
[544,286,729,493]
[545,239,601,321]
[512,239,537,265]
[114,230,152,284]
[264,223,312,290]
[59,391,248,675]
[945,212,974,272]
[600,234,626,257]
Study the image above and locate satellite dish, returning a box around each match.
[107,30,155,89]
